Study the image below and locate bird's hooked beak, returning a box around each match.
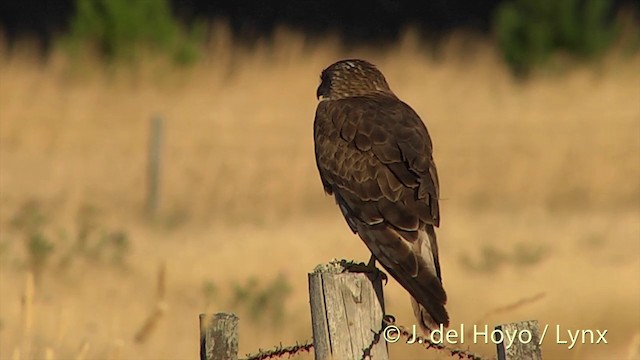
[316,85,327,101]
[316,76,330,101]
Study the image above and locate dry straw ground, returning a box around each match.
[1,26,639,359]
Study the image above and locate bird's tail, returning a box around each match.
[411,226,448,334]
[412,297,445,335]
[357,222,448,333]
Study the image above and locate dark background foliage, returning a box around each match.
[1,0,637,73]
[1,0,634,47]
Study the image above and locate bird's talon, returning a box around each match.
[342,260,388,284]
[342,262,371,273]
[380,272,389,285]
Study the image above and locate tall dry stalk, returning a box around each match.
[134,262,168,343]
[17,272,35,359]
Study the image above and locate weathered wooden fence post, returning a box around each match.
[199,313,239,360]
[496,320,542,360]
[146,115,164,218]
[308,260,388,360]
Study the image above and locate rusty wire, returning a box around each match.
[240,315,492,360]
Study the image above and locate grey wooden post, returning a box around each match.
[146,115,163,217]
[308,261,388,360]
[496,320,542,360]
[200,313,239,360]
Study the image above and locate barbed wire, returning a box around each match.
[360,316,387,359]
[382,315,494,360]
[240,314,492,360]
[242,340,313,360]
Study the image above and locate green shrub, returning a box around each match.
[10,201,55,281]
[65,0,203,64]
[459,242,549,273]
[59,204,130,267]
[230,274,292,326]
[494,0,619,74]
[9,201,130,281]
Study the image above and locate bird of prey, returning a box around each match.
[313,59,449,332]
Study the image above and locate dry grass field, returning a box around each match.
[1,26,639,359]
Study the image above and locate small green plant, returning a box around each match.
[202,280,218,306]
[230,274,292,326]
[512,242,548,266]
[64,0,204,64]
[459,245,508,273]
[10,201,55,281]
[59,204,130,267]
[579,233,606,249]
[9,201,130,280]
[494,0,619,74]
[459,242,549,273]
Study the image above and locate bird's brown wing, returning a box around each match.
[314,95,448,327]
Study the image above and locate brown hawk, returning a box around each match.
[313,59,449,331]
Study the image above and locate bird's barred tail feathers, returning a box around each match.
[411,226,448,334]
[357,222,449,334]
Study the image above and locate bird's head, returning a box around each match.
[316,59,393,101]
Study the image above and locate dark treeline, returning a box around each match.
[172,0,502,42]
[0,0,635,50]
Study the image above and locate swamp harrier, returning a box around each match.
[313,59,449,332]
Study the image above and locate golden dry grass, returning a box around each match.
[0,26,639,359]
